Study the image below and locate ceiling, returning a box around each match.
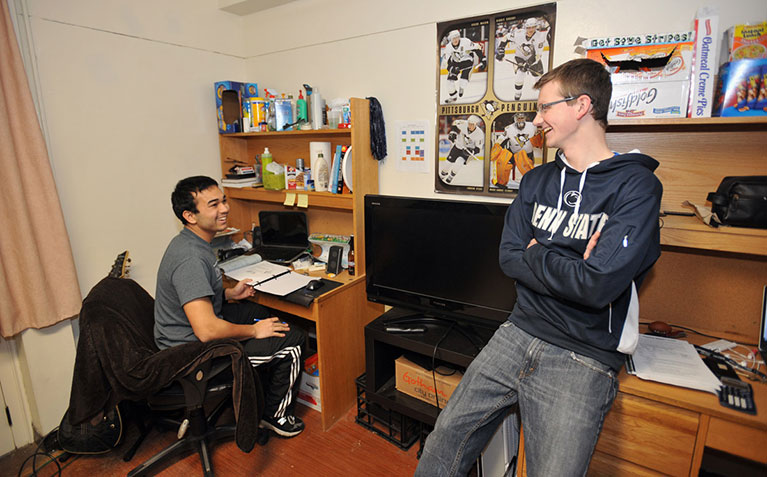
[218,0,300,16]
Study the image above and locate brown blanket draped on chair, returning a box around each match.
[66,277,261,452]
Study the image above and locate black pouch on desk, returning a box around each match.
[706,176,767,229]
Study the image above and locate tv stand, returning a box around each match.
[364,307,500,426]
[380,311,489,352]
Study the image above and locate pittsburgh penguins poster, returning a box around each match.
[436,3,556,195]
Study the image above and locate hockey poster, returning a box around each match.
[436,3,556,196]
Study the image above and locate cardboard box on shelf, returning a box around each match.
[296,371,321,411]
[721,22,767,65]
[395,356,463,408]
[688,8,720,118]
[713,59,767,117]
[585,31,694,119]
[214,81,259,134]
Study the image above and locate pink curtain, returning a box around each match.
[0,0,82,337]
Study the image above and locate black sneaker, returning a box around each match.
[259,415,305,437]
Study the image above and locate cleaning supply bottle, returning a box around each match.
[297,90,308,123]
[261,147,272,170]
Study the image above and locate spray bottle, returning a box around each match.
[297,90,308,124]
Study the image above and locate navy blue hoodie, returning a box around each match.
[500,150,662,370]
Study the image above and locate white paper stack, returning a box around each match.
[627,334,721,395]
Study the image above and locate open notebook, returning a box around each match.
[219,254,313,296]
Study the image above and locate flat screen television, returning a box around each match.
[365,195,516,328]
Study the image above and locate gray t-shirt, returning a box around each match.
[154,228,224,349]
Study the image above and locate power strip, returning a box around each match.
[702,339,737,353]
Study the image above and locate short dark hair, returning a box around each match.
[534,58,612,129]
[171,176,219,225]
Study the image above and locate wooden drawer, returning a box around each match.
[590,392,700,476]
[588,450,666,476]
[706,417,767,464]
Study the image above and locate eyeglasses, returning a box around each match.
[536,93,590,114]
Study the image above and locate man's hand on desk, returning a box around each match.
[253,317,289,339]
[226,279,256,301]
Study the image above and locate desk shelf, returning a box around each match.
[605,117,767,257]
[660,215,767,256]
[219,99,382,431]
[225,187,354,210]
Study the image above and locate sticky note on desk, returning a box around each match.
[283,192,296,206]
[297,194,309,208]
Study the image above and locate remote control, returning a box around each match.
[385,325,427,334]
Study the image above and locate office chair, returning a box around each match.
[66,277,263,477]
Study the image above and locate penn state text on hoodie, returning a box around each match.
[500,150,662,370]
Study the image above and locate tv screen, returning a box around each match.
[365,195,516,327]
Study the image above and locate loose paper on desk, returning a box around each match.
[628,334,721,394]
[223,259,314,296]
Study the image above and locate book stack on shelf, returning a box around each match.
[221,176,262,188]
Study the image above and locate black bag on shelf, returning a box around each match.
[706,176,767,229]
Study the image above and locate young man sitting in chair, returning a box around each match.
[154,175,306,437]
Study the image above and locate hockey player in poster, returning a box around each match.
[440,115,484,185]
[441,29,487,104]
[495,17,550,100]
[495,112,539,188]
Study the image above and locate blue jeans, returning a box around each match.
[415,321,618,477]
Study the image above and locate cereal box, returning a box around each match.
[585,31,694,119]
[214,81,259,134]
[721,22,767,65]
[713,59,767,117]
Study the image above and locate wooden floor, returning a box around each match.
[3,404,421,477]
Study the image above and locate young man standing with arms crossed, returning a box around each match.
[416,58,662,476]
[154,176,306,438]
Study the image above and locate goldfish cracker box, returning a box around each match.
[585,31,694,119]
[713,59,767,117]
[395,356,463,408]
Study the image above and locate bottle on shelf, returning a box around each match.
[297,90,308,123]
[347,235,355,276]
[261,147,272,168]
[267,94,276,131]
[314,152,329,191]
[312,89,325,129]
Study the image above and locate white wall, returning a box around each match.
[26,0,247,292]
[243,0,766,198]
[6,0,246,443]
[6,0,765,446]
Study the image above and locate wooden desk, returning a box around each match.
[586,334,767,476]
[228,271,383,431]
